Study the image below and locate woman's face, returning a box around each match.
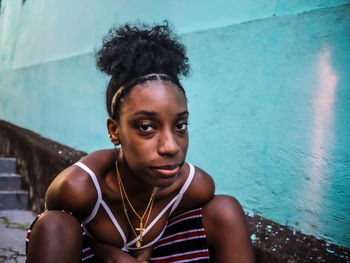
[117,80,189,187]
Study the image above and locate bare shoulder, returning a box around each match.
[189,165,215,200]
[45,165,96,216]
[45,149,115,215]
[79,148,116,173]
[178,164,215,212]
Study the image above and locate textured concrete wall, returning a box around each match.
[0,0,349,248]
[184,6,350,248]
[1,0,349,72]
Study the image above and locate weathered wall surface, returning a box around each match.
[1,0,349,72]
[184,6,350,248]
[0,0,349,248]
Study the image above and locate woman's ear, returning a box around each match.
[107,117,121,146]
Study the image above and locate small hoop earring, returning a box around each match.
[108,134,112,138]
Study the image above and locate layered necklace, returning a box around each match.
[115,160,156,248]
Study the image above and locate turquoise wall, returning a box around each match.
[1,0,349,247]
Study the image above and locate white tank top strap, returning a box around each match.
[170,162,195,215]
[73,162,102,224]
[124,222,168,251]
[101,201,127,245]
[123,162,196,250]
[73,161,196,251]
[123,195,179,250]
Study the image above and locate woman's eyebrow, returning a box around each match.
[133,110,157,116]
[132,110,189,117]
[177,110,189,117]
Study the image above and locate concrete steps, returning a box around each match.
[0,158,28,210]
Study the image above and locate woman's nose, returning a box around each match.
[158,129,180,156]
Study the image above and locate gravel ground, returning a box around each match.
[0,210,36,263]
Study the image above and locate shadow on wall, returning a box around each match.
[0,119,349,263]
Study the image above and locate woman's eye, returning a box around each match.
[176,123,188,131]
[138,124,153,132]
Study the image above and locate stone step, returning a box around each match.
[0,158,16,173]
[0,173,22,190]
[0,190,29,210]
[0,158,29,210]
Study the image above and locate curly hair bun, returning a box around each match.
[96,21,190,86]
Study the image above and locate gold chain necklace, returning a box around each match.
[115,160,156,248]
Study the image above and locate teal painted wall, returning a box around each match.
[0,0,349,247]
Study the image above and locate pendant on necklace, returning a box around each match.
[136,222,145,248]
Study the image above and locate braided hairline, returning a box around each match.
[110,73,185,119]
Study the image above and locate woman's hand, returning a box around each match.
[92,241,131,263]
[91,241,150,263]
[131,247,153,263]
[135,254,150,263]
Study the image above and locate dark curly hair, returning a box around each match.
[96,21,190,120]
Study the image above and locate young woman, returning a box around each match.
[26,22,254,263]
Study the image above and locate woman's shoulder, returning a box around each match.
[187,163,215,200]
[77,148,116,174]
[174,163,215,214]
[45,149,116,215]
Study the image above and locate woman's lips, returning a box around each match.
[152,166,180,177]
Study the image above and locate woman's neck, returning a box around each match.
[116,148,155,199]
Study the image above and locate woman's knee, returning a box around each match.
[27,211,82,263]
[201,195,254,262]
[202,195,248,243]
[33,211,81,239]
[202,195,245,226]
